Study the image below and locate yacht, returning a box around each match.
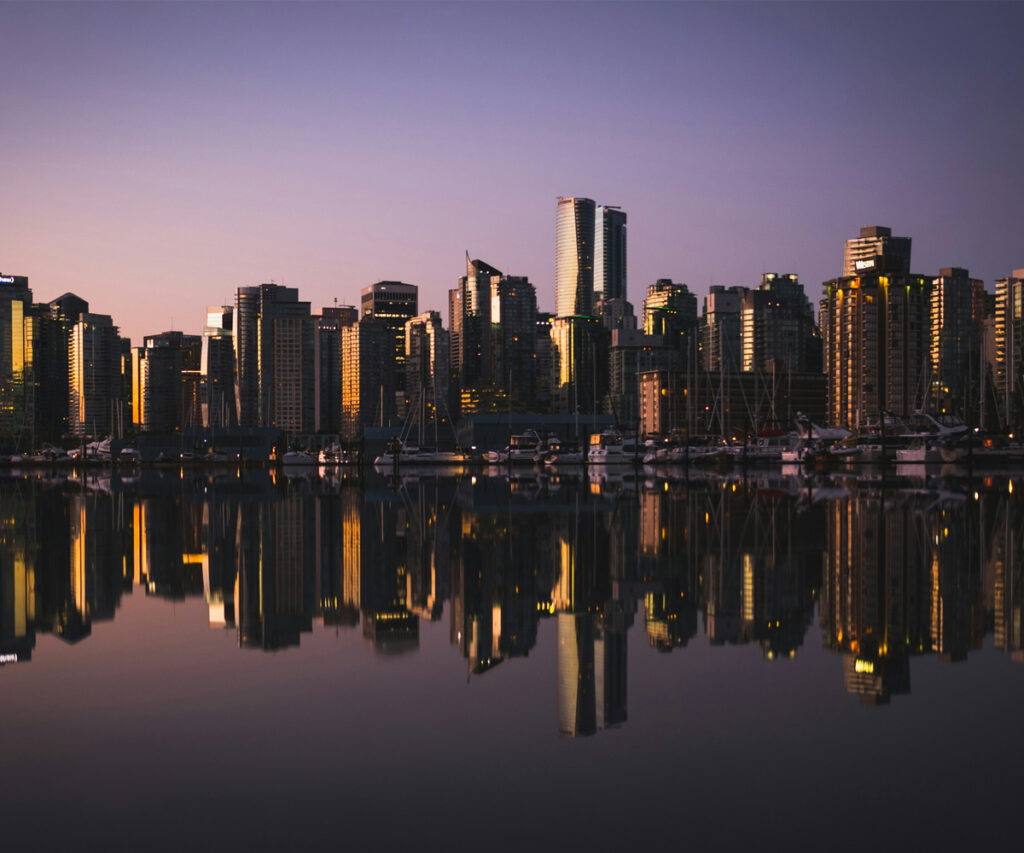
[485,430,543,464]
[587,429,639,464]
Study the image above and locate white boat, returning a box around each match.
[485,430,543,464]
[318,445,347,465]
[587,430,639,464]
[374,442,472,467]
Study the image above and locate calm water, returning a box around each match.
[2,467,1023,851]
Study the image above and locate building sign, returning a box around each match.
[854,259,875,271]
[0,275,16,285]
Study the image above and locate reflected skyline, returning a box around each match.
[3,470,1024,734]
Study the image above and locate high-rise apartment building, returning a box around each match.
[550,315,607,414]
[69,313,124,438]
[360,281,417,403]
[555,197,596,318]
[451,258,498,396]
[0,274,31,445]
[405,311,449,435]
[313,305,357,434]
[740,274,821,374]
[995,269,1024,428]
[201,306,236,428]
[843,226,912,277]
[595,205,627,303]
[341,317,395,440]
[131,331,201,432]
[643,279,697,369]
[700,286,745,372]
[929,267,985,417]
[823,273,932,429]
[233,284,315,433]
[491,273,539,409]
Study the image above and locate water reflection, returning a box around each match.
[2,469,1023,729]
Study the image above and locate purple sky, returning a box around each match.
[2,1,1022,343]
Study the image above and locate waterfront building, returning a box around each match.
[842,225,912,277]
[131,331,202,432]
[638,367,826,438]
[607,329,676,427]
[822,272,932,430]
[555,197,596,318]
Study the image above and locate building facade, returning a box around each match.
[555,197,596,318]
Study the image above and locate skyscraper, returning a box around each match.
[201,306,236,428]
[313,305,357,433]
[405,310,449,433]
[360,281,417,405]
[233,284,315,433]
[595,205,627,303]
[994,268,1024,428]
[0,274,31,446]
[843,226,912,277]
[490,273,539,409]
[341,317,395,440]
[739,273,821,374]
[555,197,596,318]
[69,313,124,438]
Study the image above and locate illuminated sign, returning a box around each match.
[0,653,18,664]
[854,259,875,271]
[0,276,16,285]
[854,658,874,674]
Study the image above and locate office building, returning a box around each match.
[555,197,596,318]
[607,329,676,426]
[843,225,912,277]
[131,331,201,432]
[595,205,627,302]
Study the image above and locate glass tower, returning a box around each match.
[555,197,596,318]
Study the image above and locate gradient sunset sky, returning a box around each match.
[3,1,1022,343]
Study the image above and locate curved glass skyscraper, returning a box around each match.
[555,197,596,317]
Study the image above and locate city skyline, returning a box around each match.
[3,2,1023,345]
